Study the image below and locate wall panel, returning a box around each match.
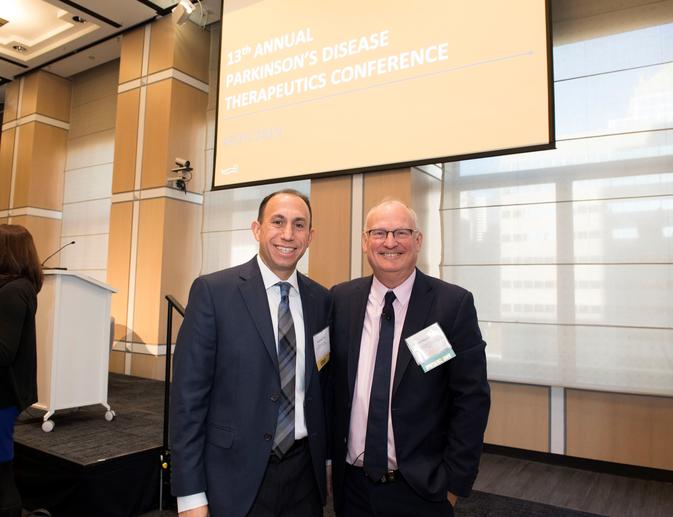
[309,175,352,287]
[63,163,113,204]
[131,353,166,381]
[566,389,673,470]
[161,199,202,343]
[148,14,210,82]
[164,81,207,192]
[66,129,116,171]
[10,215,61,263]
[134,198,166,344]
[3,81,19,123]
[485,381,550,452]
[35,72,72,121]
[112,90,140,193]
[107,202,134,341]
[140,81,171,190]
[119,27,145,84]
[0,128,15,210]
[69,96,117,139]
[19,72,71,121]
[71,60,120,107]
[13,123,67,210]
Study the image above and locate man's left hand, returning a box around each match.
[447,491,458,507]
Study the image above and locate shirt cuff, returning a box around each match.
[177,492,208,513]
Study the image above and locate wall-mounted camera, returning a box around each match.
[167,157,193,193]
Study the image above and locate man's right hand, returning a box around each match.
[179,505,209,517]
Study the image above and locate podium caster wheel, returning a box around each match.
[105,410,116,422]
[42,420,55,432]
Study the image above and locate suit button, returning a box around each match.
[270,394,279,402]
[264,433,272,441]
[306,397,313,403]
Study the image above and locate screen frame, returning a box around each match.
[211,0,555,191]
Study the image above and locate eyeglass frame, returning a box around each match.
[364,228,418,240]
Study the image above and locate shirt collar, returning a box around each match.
[256,255,299,293]
[371,269,416,308]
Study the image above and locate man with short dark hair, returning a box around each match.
[329,199,490,517]
[171,189,330,517]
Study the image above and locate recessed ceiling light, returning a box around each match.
[72,15,87,23]
[13,45,27,52]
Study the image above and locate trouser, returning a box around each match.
[247,438,322,517]
[0,407,21,517]
[0,461,21,517]
[341,464,454,517]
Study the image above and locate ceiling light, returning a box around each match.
[72,15,86,23]
[13,44,27,52]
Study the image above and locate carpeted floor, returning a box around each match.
[14,374,164,465]
[455,490,605,516]
[139,490,605,517]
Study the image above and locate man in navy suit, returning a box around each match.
[329,200,490,517]
[170,190,330,517]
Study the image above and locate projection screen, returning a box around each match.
[213,0,553,189]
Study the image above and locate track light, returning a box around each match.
[175,0,195,26]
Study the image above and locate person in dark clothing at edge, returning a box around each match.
[0,224,42,517]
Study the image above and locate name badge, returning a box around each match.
[313,326,330,371]
[405,323,455,372]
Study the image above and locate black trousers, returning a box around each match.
[247,439,322,517]
[341,464,453,517]
[0,461,21,517]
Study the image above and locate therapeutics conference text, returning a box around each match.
[223,28,449,111]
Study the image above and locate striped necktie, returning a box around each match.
[273,281,296,457]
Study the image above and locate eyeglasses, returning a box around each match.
[365,228,416,240]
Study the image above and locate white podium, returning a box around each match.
[34,271,117,432]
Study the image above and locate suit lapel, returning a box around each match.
[239,258,279,370]
[298,274,318,390]
[393,270,434,395]
[348,277,372,399]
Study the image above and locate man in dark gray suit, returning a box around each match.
[170,190,330,517]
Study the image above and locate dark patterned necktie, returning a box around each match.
[364,290,396,480]
[273,281,296,457]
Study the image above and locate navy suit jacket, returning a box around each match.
[170,257,331,517]
[329,269,490,512]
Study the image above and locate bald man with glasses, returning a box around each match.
[328,200,490,517]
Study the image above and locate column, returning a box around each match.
[107,13,209,379]
[0,71,71,257]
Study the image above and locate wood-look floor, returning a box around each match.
[475,453,673,517]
